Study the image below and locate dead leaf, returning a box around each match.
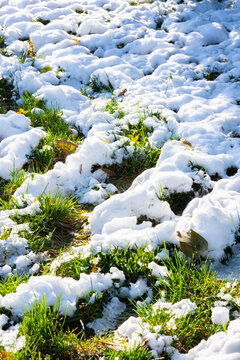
[118,88,127,97]
[180,138,194,151]
[92,257,100,273]
[0,351,12,360]
[55,138,78,155]
[177,229,208,258]
[70,38,80,43]
[101,167,116,177]
[141,338,149,347]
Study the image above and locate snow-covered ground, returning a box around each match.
[0,0,240,357]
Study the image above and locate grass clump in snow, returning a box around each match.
[0,274,29,320]
[20,92,68,134]
[19,92,83,173]
[0,35,5,48]
[136,250,226,353]
[203,71,220,81]
[39,65,53,74]
[102,108,161,186]
[16,295,79,360]
[104,92,126,119]
[0,273,29,296]
[156,186,196,215]
[75,8,88,14]
[34,18,51,25]
[0,36,11,57]
[0,77,16,113]
[16,295,123,359]
[66,291,111,336]
[118,108,162,167]
[26,133,82,174]
[104,345,154,359]
[0,169,28,209]
[89,75,111,93]
[56,245,158,283]
[12,193,86,254]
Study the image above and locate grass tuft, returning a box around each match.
[12,193,87,254]
[0,78,16,113]
[16,295,79,360]
[56,245,158,283]
[19,92,83,173]
[0,274,29,297]
[104,345,154,359]
[0,169,27,209]
[136,250,226,353]
[203,71,220,81]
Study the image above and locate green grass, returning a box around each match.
[0,36,5,48]
[104,345,154,359]
[89,75,110,93]
[16,296,79,360]
[18,92,83,173]
[56,245,159,283]
[0,77,16,113]
[34,18,51,25]
[25,133,82,174]
[101,105,162,181]
[0,169,28,209]
[54,248,237,357]
[65,291,112,336]
[0,273,29,296]
[203,71,220,81]
[75,8,88,14]
[136,250,227,353]
[11,193,86,253]
[16,295,137,360]
[104,92,126,119]
[20,92,68,134]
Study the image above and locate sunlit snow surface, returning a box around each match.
[0,0,240,357]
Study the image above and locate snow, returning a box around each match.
[0,324,25,353]
[148,262,169,279]
[87,297,126,334]
[211,306,229,325]
[0,127,45,179]
[0,0,240,356]
[181,320,240,360]
[117,297,197,358]
[129,278,149,299]
[0,315,25,353]
[152,298,197,319]
[117,315,174,355]
[0,272,114,318]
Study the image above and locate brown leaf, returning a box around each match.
[180,138,194,151]
[118,88,127,97]
[177,229,208,258]
[92,257,100,273]
[55,138,78,155]
[0,351,12,360]
[101,167,116,177]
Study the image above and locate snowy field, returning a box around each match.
[0,0,240,358]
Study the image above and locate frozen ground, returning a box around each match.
[0,0,240,357]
